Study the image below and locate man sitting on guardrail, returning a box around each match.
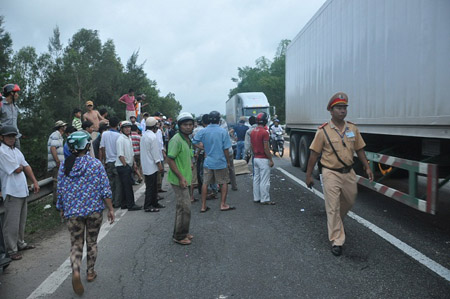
[0,126,40,261]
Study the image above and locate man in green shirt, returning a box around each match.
[167,112,195,245]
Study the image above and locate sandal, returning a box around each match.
[173,238,191,245]
[200,207,210,213]
[10,252,22,260]
[145,208,160,212]
[87,271,97,282]
[187,234,194,240]
[261,201,276,205]
[220,206,236,211]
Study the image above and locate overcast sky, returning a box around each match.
[3,0,326,115]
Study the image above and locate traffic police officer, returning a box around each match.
[306,92,374,256]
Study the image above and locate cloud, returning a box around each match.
[3,0,326,115]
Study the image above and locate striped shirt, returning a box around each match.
[72,117,82,131]
[131,132,141,155]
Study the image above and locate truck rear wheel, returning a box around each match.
[290,134,300,167]
[299,135,312,171]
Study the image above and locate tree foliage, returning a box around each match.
[1,19,182,177]
[0,16,13,83]
[229,39,290,122]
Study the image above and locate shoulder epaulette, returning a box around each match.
[347,121,355,125]
[318,122,328,129]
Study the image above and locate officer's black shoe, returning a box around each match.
[331,245,342,256]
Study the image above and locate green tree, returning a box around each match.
[94,39,124,115]
[9,47,51,176]
[0,16,13,83]
[2,23,183,175]
[229,39,290,122]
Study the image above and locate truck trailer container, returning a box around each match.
[285,0,450,214]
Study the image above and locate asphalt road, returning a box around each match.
[1,153,449,298]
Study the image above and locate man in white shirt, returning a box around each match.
[115,121,141,211]
[140,112,149,133]
[99,117,123,208]
[140,117,164,212]
[0,126,40,261]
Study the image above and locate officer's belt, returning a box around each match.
[322,165,353,174]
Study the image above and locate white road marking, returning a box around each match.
[277,167,450,282]
[27,185,146,299]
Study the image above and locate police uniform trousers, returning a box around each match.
[322,168,357,246]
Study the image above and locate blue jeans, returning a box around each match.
[236,141,245,160]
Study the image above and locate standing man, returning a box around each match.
[140,112,150,133]
[99,117,122,208]
[233,117,249,160]
[193,111,235,212]
[250,112,275,205]
[48,120,67,205]
[72,108,82,131]
[155,119,167,193]
[83,101,107,139]
[135,94,148,121]
[141,117,165,212]
[130,124,144,184]
[306,92,373,256]
[1,84,21,148]
[167,112,195,245]
[0,126,40,261]
[118,89,136,121]
[244,115,257,164]
[115,121,142,211]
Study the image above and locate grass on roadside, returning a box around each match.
[25,195,64,242]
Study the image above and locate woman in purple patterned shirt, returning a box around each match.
[56,131,114,296]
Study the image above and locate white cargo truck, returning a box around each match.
[226,92,273,127]
[286,0,450,214]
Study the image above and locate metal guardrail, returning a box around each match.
[0,178,53,216]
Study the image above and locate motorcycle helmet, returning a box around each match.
[196,115,203,125]
[177,112,194,125]
[67,131,91,152]
[120,121,132,130]
[256,112,268,125]
[209,111,221,124]
[2,84,20,96]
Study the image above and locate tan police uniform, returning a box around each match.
[309,120,366,246]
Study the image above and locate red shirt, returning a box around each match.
[250,126,269,159]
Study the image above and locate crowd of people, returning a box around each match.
[0,83,374,296]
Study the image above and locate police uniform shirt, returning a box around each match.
[309,121,366,169]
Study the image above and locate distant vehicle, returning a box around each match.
[226,92,273,127]
[285,0,450,215]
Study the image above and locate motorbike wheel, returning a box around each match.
[278,146,284,157]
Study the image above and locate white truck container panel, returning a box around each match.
[286,0,450,139]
